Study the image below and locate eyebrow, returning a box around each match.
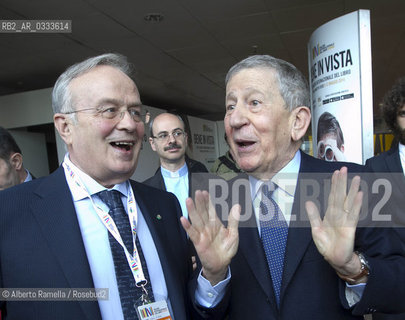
[157,127,184,134]
[226,88,264,101]
[225,92,237,101]
[97,98,143,108]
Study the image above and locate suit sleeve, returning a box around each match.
[0,263,5,318]
[334,164,405,315]
[349,227,405,314]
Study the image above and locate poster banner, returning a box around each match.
[187,115,218,170]
[308,10,373,164]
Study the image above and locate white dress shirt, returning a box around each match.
[24,169,33,182]
[161,163,189,218]
[399,142,405,175]
[63,155,170,320]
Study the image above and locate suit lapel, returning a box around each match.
[280,182,313,300]
[385,145,403,171]
[280,152,320,302]
[385,145,405,192]
[238,221,275,302]
[30,167,101,320]
[156,170,167,191]
[130,181,187,320]
[234,176,275,305]
[233,170,315,307]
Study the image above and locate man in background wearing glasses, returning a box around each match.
[0,54,224,320]
[144,112,208,219]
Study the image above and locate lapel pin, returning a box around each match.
[156,214,162,220]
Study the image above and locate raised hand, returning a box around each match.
[305,167,364,278]
[180,190,240,286]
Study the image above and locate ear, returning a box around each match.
[184,132,188,147]
[54,113,74,146]
[291,106,311,142]
[149,137,157,151]
[9,153,23,170]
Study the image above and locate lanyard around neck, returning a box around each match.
[63,162,148,288]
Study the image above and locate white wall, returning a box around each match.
[0,88,53,178]
[0,88,53,128]
[9,130,49,178]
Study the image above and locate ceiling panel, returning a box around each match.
[345,0,405,19]
[0,0,95,19]
[0,0,403,125]
[271,1,345,32]
[263,0,343,10]
[177,0,269,20]
[280,28,314,73]
[86,0,216,51]
[220,33,290,62]
[199,12,279,43]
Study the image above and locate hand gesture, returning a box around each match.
[305,167,364,276]
[180,190,240,286]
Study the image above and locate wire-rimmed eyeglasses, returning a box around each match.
[64,106,150,124]
[151,129,186,142]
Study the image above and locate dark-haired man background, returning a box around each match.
[0,126,34,190]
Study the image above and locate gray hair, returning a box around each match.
[52,53,132,115]
[225,55,310,111]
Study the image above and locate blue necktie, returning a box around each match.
[259,182,288,307]
[98,190,154,320]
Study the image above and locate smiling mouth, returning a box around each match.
[111,141,134,151]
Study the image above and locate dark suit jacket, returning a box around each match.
[365,144,405,320]
[365,144,403,173]
[364,144,405,226]
[143,157,208,197]
[0,166,205,320]
[215,151,405,319]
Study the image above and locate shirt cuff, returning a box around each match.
[345,282,366,307]
[195,268,231,308]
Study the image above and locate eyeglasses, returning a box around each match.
[398,110,405,118]
[151,129,186,142]
[64,106,150,123]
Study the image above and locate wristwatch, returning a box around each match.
[337,251,370,284]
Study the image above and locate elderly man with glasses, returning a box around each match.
[0,54,224,320]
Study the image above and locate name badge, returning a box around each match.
[137,300,172,320]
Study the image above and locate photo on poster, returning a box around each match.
[308,10,373,164]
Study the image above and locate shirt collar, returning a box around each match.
[249,150,301,200]
[160,162,188,178]
[63,153,129,201]
[399,143,405,172]
[399,142,405,157]
[24,169,32,182]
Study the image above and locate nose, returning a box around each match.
[227,103,249,129]
[167,132,176,143]
[116,109,139,131]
